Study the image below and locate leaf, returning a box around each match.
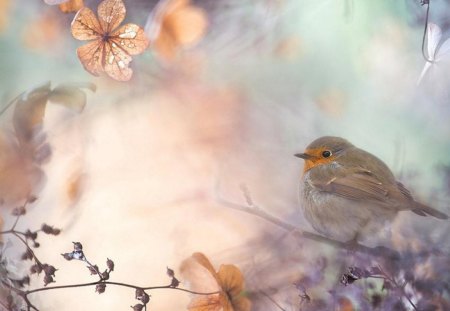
[59,0,84,13]
[48,82,96,112]
[13,82,51,145]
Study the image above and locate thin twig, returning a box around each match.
[377,265,418,311]
[25,281,219,296]
[261,291,287,311]
[214,180,400,260]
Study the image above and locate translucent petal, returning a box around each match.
[97,0,126,33]
[103,41,133,81]
[76,40,105,76]
[427,23,442,60]
[71,7,102,40]
[110,23,149,55]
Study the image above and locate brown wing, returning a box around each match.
[309,168,391,202]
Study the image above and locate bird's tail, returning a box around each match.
[412,202,448,220]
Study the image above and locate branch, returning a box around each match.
[214,181,400,260]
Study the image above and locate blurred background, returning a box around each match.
[1,0,450,310]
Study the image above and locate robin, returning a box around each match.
[295,136,448,242]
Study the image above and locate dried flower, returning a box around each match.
[167,267,175,278]
[100,269,110,280]
[61,252,74,261]
[87,265,99,275]
[71,0,149,81]
[30,264,43,274]
[106,258,114,271]
[12,206,26,216]
[43,264,57,276]
[43,274,54,286]
[131,304,144,311]
[21,249,33,261]
[72,242,83,251]
[180,252,251,311]
[95,283,106,294]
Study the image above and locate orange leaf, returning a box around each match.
[71,0,149,81]
[59,0,84,13]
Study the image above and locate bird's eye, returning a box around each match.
[322,150,332,158]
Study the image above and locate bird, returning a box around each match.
[295,136,448,242]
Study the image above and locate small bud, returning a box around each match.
[41,224,54,234]
[135,289,150,303]
[61,252,74,261]
[40,224,61,235]
[21,276,30,285]
[131,304,144,311]
[21,249,33,261]
[87,265,99,275]
[27,195,38,203]
[166,267,175,278]
[25,230,38,240]
[140,292,150,304]
[43,265,57,277]
[101,270,110,280]
[72,250,85,260]
[95,283,106,294]
[43,275,54,286]
[170,277,180,288]
[12,206,26,216]
[30,264,43,274]
[135,288,145,299]
[72,242,83,251]
[33,242,40,248]
[107,258,114,271]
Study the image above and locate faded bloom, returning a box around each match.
[180,252,251,311]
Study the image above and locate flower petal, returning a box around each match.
[426,23,442,60]
[163,5,207,46]
[103,41,133,81]
[436,38,450,62]
[97,0,126,33]
[217,264,245,299]
[111,23,149,55]
[71,7,102,40]
[76,40,105,76]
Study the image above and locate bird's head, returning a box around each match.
[295,136,353,173]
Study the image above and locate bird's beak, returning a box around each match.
[294,153,313,160]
